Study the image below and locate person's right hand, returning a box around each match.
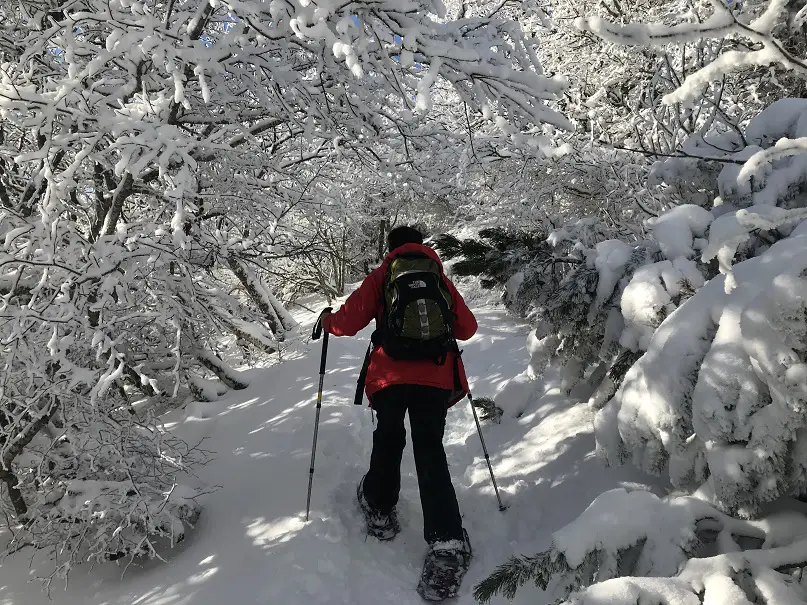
[312,307,333,341]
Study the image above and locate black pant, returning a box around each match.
[363,384,463,544]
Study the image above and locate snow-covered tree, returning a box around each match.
[596,97,807,506]
[0,0,573,584]
[437,206,710,405]
[476,103,807,605]
[476,3,807,601]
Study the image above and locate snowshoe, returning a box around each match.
[357,476,400,541]
[416,529,472,601]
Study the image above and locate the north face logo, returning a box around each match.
[409,280,427,289]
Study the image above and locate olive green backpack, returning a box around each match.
[377,252,455,362]
[353,251,459,405]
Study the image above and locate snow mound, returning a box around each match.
[553,488,694,572]
[494,370,534,418]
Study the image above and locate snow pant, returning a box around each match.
[363,384,464,544]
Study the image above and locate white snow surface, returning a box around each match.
[588,240,632,322]
[0,302,656,605]
[645,204,712,260]
[619,258,704,352]
[552,488,693,572]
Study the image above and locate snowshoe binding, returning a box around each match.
[416,529,472,601]
[357,476,400,541]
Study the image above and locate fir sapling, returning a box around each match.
[472,397,504,424]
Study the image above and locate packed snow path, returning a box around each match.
[0,303,652,605]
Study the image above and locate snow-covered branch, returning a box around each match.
[576,1,807,108]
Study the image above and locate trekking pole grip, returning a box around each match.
[312,307,333,341]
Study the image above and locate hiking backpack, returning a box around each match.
[375,252,456,362]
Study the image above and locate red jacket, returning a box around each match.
[322,243,478,406]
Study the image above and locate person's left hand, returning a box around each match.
[312,307,333,340]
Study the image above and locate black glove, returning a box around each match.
[312,307,333,340]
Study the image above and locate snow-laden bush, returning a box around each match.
[434,227,551,291]
[21,411,202,582]
[476,96,807,605]
[595,99,807,517]
[437,208,712,402]
[598,222,807,508]
[0,215,209,583]
[476,488,807,604]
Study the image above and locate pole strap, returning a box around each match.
[354,336,375,405]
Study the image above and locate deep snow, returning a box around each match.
[0,302,655,605]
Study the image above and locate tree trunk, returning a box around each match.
[93,171,134,240]
[227,257,283,335]
[195,349,249,390]
[0,470,27,518]
[188,377,225,402]
[223,319,277,353]
[264,288,297,332]
[123,362,157,397]
[0,395,60,519]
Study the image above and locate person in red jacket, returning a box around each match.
[320,226,478,555]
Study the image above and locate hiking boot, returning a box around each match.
[417,529,473,601]
[357,476,401,541]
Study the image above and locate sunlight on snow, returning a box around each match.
[223,397,261,412]
[497,406,592,477]
[186,567,219,585]
[246,516,304,547]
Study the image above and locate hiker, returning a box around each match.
[318,225,478,599]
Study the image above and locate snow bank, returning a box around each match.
[494,370,534,418]
[538,485,807,605]
[553,488,694,574]
[526,322,560,379]
[566,577,699,605]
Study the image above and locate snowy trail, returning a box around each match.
[0,303,653,605]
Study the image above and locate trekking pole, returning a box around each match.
[468,393,507,512]
[306,307,332,522]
